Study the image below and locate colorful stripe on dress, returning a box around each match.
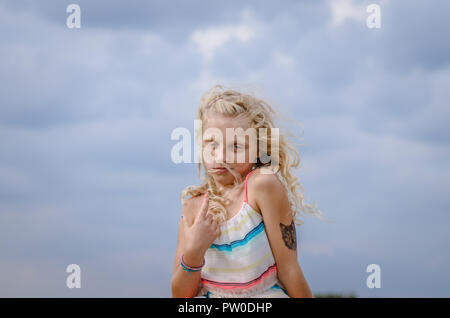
[201,264,277,289]
[217,204,260,237]
[203,251,273,273]
[210,221,265,251]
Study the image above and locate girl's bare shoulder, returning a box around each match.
[248,168,286,204]
[248,167,283,191]
[182,193,206,225]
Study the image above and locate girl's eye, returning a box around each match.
[208,142,219,150]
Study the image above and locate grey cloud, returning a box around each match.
[1,0,450,297]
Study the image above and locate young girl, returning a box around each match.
[171,85,323,298]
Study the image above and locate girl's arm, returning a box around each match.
[170,209,203,298]
[252,171,314,298]
[171,194,220,298]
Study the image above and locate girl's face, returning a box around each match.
[202,112,256,186]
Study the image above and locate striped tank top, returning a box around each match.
[195,169,289,298]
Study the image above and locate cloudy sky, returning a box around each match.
[1,0,449,297]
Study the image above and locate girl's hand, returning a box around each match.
[182,193,220,263]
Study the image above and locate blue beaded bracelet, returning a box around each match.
[180,254,205,276]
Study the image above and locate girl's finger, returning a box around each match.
[198,193,209,220]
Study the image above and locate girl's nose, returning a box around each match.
[215,144,231,164]
[215,146,226,163]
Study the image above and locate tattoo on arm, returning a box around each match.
[280,220,297,250]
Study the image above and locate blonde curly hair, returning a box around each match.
[180,84,325,226]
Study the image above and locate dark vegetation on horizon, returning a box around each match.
[314,292,357,298]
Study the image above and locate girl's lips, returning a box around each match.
[211,168,228,173]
